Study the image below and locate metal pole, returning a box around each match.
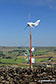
[30,27,32,68]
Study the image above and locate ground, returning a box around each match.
[0,67,56,84]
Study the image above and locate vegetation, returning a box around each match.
[0,46,56,67]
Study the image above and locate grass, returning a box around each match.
[0,57,56,68]
[0,58,27,64]
[33,50,48,56]
[35,58,48,62]
[0,46,56,68]
[0,47,56,67]
[0,58,50,64]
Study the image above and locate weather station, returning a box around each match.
[25,19,40,68]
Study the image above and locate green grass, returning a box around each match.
[1,58,15,64]
[35,58,48,62]
[15,58,27,63]
[33,49,48,56]
[0,58,49,64]
[0,58,27,64]
[0,46,56,67]
[0,57,56,68]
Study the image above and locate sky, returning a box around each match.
[0,0,56,47]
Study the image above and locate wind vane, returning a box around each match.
[25,18,40,68]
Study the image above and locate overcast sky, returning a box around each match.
[0,0,56,47]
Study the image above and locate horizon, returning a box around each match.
[0,45,56,48]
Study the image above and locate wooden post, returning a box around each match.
[30,27,32,68]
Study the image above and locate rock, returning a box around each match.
[1,76,4,80]
[0,67,56,84]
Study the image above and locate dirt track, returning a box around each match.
[0,67,56,84]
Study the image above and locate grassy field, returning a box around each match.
[0,58,27,64]
[0,46,56,67]
[0,57,56,64]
